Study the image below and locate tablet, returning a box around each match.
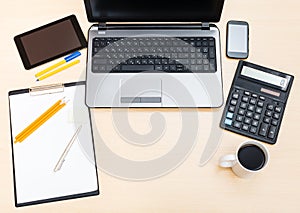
[14,15,87,70]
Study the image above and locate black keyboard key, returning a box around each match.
[252,120,259,127]
[248,105,255,111]
[267,104,274,110]
[230,99,237,106]
[135,59,142,65]
[106,65,113,71]
[257,101,264,107]
[242,96,249,102]
[250,126,257,134]
[209,48,215,58]
[240,102,247,109]
[209,63,216,72]
[271,119,278,126]
[229,106,235,112]
[250,98,256,105]
[155,65,163,71]
[273,113,280,120]
[94,59,107,64]
[148,59,155,65]
[204,65,209,71]
[244,118,251,124]
[259,96,265,100]
[268,126,276,139]
[236,115,243,122]
[256,107,262,114]
[162,59,169,65]
[113,65,121,71]
[238,109,245,115]
[194,58,201,64]
[263,117,271,124]
[203,59,209,65]
[170,65,176,71]
[178,59,189,65]
[163,65,170,71]
[252,93,258,98]
[128,59,135,65]
[244,91,250,96]
[242,124,249,131]
[121,65,155,71]
[259,123,269,137]
[97,65,106,72]
[275,106,282,113]
[265,110,272,117]
[253,114,261,120]
[232,93,239,99]
[246,111,253,118]
[141,59,148,64]
[155,59,162,65]
[233,122,242,129]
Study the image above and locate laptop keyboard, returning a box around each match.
[92,37,217,73]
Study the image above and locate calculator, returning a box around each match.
[220,61,294,144]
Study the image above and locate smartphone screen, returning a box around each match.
[226,21,249,59]
[14,15,87,70]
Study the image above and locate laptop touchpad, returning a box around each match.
[120,77,162,105]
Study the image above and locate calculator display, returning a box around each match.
[241,66,290,91]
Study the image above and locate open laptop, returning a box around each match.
[84,0,225,107]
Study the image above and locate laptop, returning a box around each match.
[84,0,225,107]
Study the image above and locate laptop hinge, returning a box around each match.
[201,22,210,30]
[98,22,107,30]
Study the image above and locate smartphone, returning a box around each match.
[226,20,249,59]
[14,15,87,70]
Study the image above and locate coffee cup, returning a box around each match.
[219,141,269,178]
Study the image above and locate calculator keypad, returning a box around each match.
[221,87,284,144]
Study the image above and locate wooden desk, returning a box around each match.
[1,0,300,212]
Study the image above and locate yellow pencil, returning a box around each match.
[17,103,66,143]
[36,60,80,81]
[14,99,62,142]
[14,99,67,144]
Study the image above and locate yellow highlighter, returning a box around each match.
[35,51,81,80]
[35,60,65,78]
[36,59,80,81]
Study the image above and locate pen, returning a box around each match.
[54,125,82,172]
[35,51,81,78]
[36,59,80,81]
[14,98,67,144]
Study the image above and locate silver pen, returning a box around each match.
[54,125,82,172]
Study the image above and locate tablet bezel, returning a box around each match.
[14,15,87,70]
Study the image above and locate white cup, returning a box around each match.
[219,141,269,178]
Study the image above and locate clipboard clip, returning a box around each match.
[30,83,64,96]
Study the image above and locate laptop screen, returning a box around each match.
[84,0,225,22]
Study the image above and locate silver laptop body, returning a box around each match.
[84,0,225,108]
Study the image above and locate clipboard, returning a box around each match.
[8,82,99,207]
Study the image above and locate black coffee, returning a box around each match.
[238,145,266,171]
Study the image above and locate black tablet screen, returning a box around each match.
[21,19,80,65]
